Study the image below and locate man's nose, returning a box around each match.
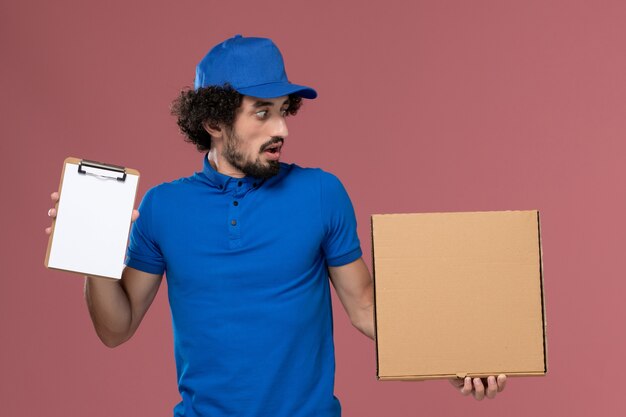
[272,115,288,139]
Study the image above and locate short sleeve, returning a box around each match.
[320,171,362,267]
[125,187,166,275]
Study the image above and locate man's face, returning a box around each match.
[222,95,290,179]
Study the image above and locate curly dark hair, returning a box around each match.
[170,84,303,152]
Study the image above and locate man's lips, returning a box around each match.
[263,143,282,160]
[262,140,283,159]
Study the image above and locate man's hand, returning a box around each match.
[449,375,507,400]
[45,191,140,234]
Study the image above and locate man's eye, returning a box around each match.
[280,108,288,116]
[256,110,268,118]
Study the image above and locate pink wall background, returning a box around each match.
[1,0,624,415]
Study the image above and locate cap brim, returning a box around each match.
[235,82,317,99]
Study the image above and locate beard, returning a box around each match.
[222,128,282,179]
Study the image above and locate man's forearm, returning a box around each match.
[328,258,377,341]
[84,277,132,347]
[351,302,375,340]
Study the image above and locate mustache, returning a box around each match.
[260,137,284,152]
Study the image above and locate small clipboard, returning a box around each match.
[44,157,140,279]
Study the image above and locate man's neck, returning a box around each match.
[207,149,245,178]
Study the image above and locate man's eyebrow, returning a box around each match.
[252,99,290,108]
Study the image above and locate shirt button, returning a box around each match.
[218,185,223,190]
[252,182,257,187]
[231,220,237,226]
[233,201,239,206]
[238,181,243,187]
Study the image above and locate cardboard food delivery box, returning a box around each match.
[371,210,547,380]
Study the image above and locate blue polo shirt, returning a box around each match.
[125,154,362,417]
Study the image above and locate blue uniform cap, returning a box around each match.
[194,34,318,99]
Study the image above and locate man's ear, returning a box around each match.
[203,121,223,138]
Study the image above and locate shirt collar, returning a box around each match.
[200,153,232,190]
[196,153,288,191]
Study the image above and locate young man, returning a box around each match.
[47,35,506,416]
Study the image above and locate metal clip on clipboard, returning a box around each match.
[78,159,127,182]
